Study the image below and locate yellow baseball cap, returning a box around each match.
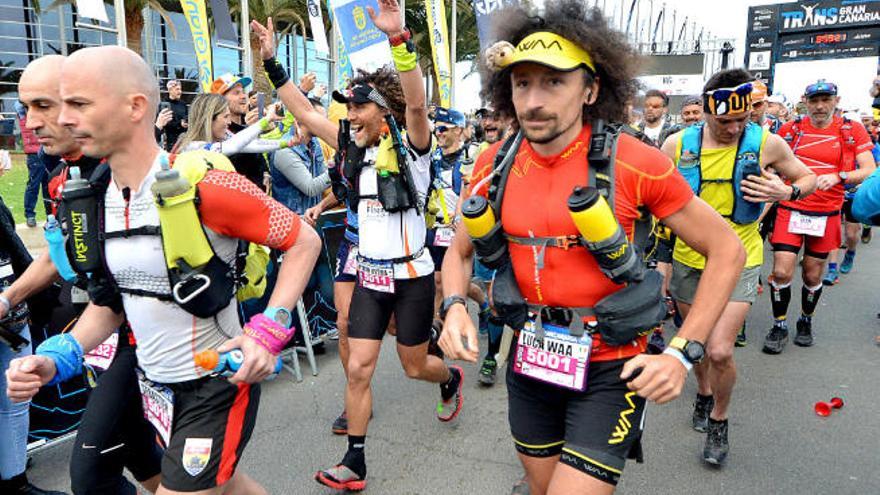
[503,32,596,73]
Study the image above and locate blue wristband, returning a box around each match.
[36,333,84,386]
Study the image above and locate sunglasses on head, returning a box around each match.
[806,80,837,95]
[705,82,753,101]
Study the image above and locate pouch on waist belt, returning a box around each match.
[593,270,666,346]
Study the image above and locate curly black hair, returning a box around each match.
[482,0,643,124]
[350,66,407,127]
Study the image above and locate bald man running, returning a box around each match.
[6,46,321,495]
[9,54,163,495]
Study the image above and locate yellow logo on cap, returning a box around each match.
[507,32,596,72]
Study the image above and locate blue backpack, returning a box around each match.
[676,122,765,225]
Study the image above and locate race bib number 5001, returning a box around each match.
[513,322,592,391]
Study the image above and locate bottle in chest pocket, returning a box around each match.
[62,167,103,273]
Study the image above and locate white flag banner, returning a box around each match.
[75,0,109,23]
[308,0,331,55]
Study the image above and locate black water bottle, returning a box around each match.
[62,166,102,273]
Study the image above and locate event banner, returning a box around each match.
[425,0,452,107]
[209,0,239,45]
[331,0,392,74]
[179,0,213,92]
[777,0,880,33]
[744,4,780,88]
[325,0,353,90]
[778,26,880,62]
[308,0,331,55]
[471,0,517,50]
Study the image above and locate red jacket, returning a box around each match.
[18,117,40,155]
[17,114,39,154]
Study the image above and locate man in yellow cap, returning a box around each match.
[441,1,748,493]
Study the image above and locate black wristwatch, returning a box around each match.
[789,184,802,201]
[668,337,705,365]
[439,295,467,320]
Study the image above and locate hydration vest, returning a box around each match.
[676,121,765,225]
[488,120,654,257]
[61,151,267,318]
[334,116,423,215]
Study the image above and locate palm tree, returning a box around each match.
[36,0,178,56]
[230,0,310,95]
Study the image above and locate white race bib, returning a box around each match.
[357,259,395,293]
[513,321,592,391]
[343,246,359,276]
[788,211,828,237]
[84,333,118,371]
[138,374,174,446]
[433,226,455,247]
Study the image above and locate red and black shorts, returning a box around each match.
[506,359,646,486]
[770,206,842,259]
[160,377,260,492]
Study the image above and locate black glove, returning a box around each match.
[87,276,123,314]
[490,261,528,331]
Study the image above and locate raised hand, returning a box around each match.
[367,0,404,37]
[250,17,277,61]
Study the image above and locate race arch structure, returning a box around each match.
[744,0,880,113]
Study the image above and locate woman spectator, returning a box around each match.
[174,93,296,154]
[270,98,331,215]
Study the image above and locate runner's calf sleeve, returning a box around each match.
[769,279,792,321]
[801,284,823,317]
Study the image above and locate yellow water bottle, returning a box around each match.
[150,155,213,272]
[461,195,508,269]
[567,186,619,242]
[462,196,496,238]
[567,186,643,284]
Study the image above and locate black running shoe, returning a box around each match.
[762,325,788,355]
[861,227,872,244]
[703,418,729,466]
[735,322,747,348]
[794,318,814,347]
[692,394,714,433]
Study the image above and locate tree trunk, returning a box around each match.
[251,36,273,95]
[126,9,144,56]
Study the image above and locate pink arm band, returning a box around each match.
[242,313,295,355]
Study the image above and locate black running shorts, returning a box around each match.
[160,377,260,492]
[507,358,646,486]
[348,274,435,346]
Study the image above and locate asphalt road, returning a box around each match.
[26,244,880,494]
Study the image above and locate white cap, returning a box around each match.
[767,94,787,105]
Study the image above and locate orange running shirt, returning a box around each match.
[470,124,693,361]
